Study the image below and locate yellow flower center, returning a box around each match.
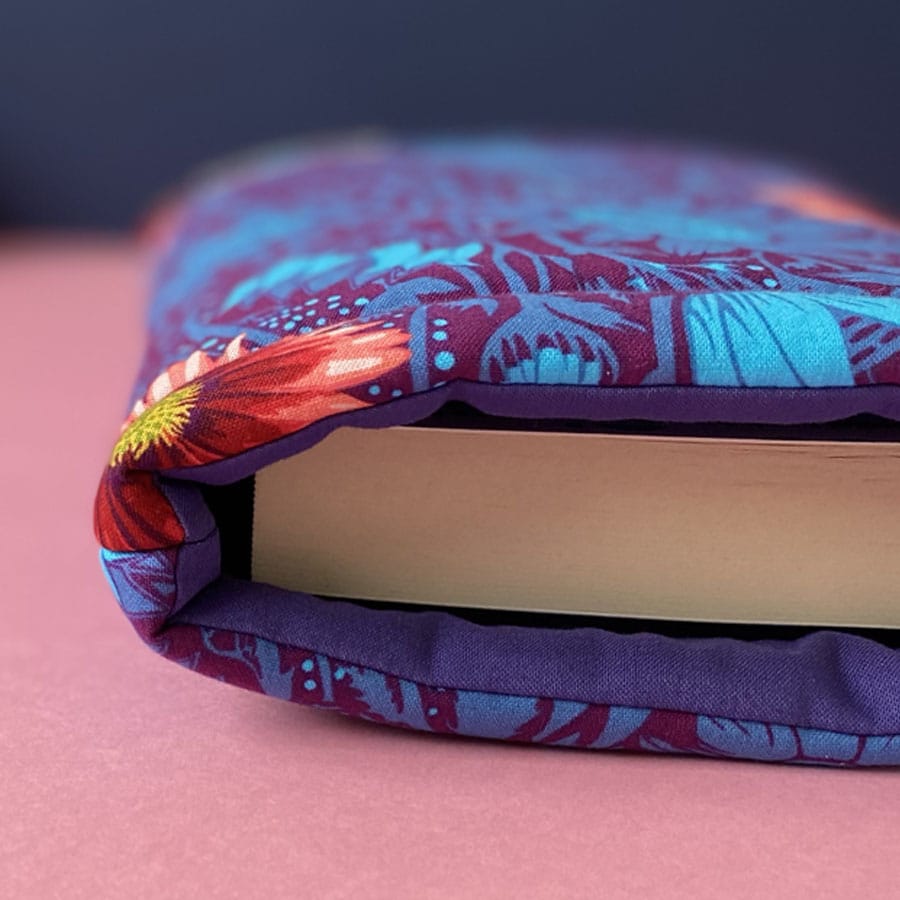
[110,382,201,467]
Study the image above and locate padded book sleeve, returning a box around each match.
[96,137,900,765]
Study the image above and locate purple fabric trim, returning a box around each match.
[174,578,900,735]
[163,381,900,485]
[158,479,219,615]
[155,380,900,737]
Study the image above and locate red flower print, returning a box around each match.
[123,333,249,429]
[96,322,410,551]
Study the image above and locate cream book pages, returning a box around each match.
[251,426,900,628]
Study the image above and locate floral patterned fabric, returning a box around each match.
[96,137,900,765]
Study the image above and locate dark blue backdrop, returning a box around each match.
[1,0,898,227]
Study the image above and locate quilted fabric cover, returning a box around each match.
[96,136,900,765]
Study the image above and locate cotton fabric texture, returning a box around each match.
[96,137,900,765]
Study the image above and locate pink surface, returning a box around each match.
[2,236,898,898]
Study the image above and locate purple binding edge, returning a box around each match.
[161,381,900,735]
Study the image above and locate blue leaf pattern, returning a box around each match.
[683,292,856,387]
